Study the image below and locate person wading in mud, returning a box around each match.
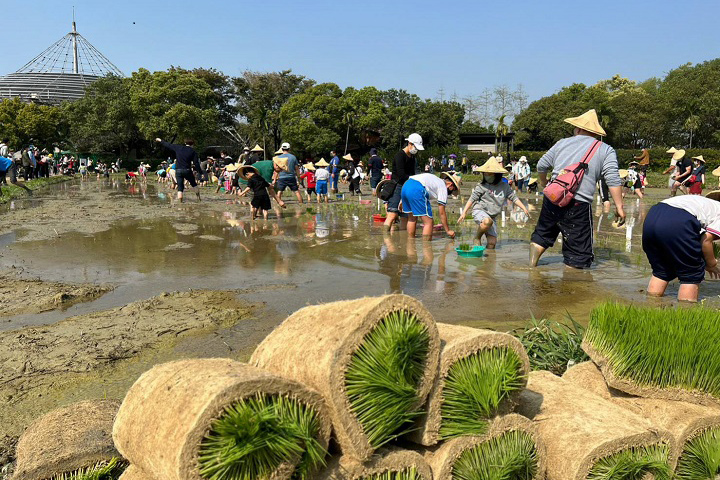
[0,153,32,196]
[155,138,202,202]
[384,133,422,231]
[530,109,625,269]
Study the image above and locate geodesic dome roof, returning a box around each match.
[0,20,122,105]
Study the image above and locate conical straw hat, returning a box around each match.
[251,144,264,152]
[342,153,353,161]
[275,148,283,155]
[666,147,678,154]
[672,149,686,161]
[477,158,509,174]
[692,155,705,163]
[440,172,462,195]
[304,163,316,171]
[225,163,239,172]
[618,169,629,179]
[712,166,720,177]
[564,109,606,136]
[238,165,260,180]
[272,156,289,172]
[706,190,720,202]
[315,158,329,167]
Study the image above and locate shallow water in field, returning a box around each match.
[2,179,716,334]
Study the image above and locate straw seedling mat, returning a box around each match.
[317,449,431,480]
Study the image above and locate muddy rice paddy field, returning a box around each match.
[0,177,718,468]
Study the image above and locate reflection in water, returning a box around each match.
[2,182,719,332]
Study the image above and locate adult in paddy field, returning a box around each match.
[642,191,720,302]
[329,150,341,193]
[383,133,422,231]
[276,142,304,204]
[0,154,32,196]
[368,148,384,195]
[530,109,625,269]
[155,137,202,202]
[670,149,692,196]
[400,171,459,239]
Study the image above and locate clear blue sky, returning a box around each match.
[3,0,719,103]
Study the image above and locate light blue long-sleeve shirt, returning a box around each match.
[536,135,622,204]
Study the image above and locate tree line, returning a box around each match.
[1,58,719,157]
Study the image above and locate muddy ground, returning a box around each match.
[0,288,257,470]
[0,269,110,317]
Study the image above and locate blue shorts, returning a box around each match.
[401,178,433,218]
[277,176,299,192]
[316,180,328,195]
[642,202,705,284]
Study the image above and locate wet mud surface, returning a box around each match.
[1,177,718,467]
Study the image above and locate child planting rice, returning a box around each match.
[458,157,530,249]
[238,167,272,220]
[641,191,720,302]
[399,172,460,240]
[300,162,317,202]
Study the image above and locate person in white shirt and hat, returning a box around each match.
[400,171,460,239]
[530,109,625,269]
[516,156,531,192]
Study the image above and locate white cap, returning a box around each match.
[405,133,424,150]
[281,142,290,150]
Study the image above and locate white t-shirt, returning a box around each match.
[662,196,720,236]
[409,173,449,206]
[315,168,329,181]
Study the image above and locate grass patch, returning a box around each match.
[587,444,671,480]
[344,310,431,447]
[439,348,524,440]
[52,458,126,480]
[198,393,327,480]
[512,315,588,375]
[0,175,73,203]
[451,429,538,480]
[584,303,720,397]
[359,468,421,480]
[675,428,720,480]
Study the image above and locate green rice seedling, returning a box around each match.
[675,428,720,480]
[197,393,327,480]
[458,243,472,251]
[586,443,671,480]
[513,315,588,375]
[584,303,720,398]
[52,458,127,480]
[451,429,538,480]
[359,468,422,480]
[439,348,524,439]
[344,310,431,447]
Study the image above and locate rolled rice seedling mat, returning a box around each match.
[251,294,440,461]
[564,361,720,476]
[411,323,529,446]
[118,466,151,480]
[112,358,332,480]
[318,449,432,480]
[425,414,545,480]
[13,399,125,480]
[517,370,673,480]
[582,303,720,408]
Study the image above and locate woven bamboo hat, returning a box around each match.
[251,144,264,152]
[304,163,316,171]
[692,155,706,163]
[618,169,629,179]
[315,158,329,167]
[672,149,686,161]
[342,153,353,161]
[666,147,678,154]
[225,163,239,172]
[712,166,720,177]
[272,156,289,172]
[275,148,283,155]
[477,157,509,174]
[238,165,260,180]
[564,109,606,136]
[440,172,462,195]
[706,190,720,201]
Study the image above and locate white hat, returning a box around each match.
[405,133,424,151]
[519,156,528,162]
[281,142,290,150]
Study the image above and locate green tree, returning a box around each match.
[128,68,219,146]
[234,70,314,151]
[280,83,344,155]
[63,75,140,154]
[0,98,64,148]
